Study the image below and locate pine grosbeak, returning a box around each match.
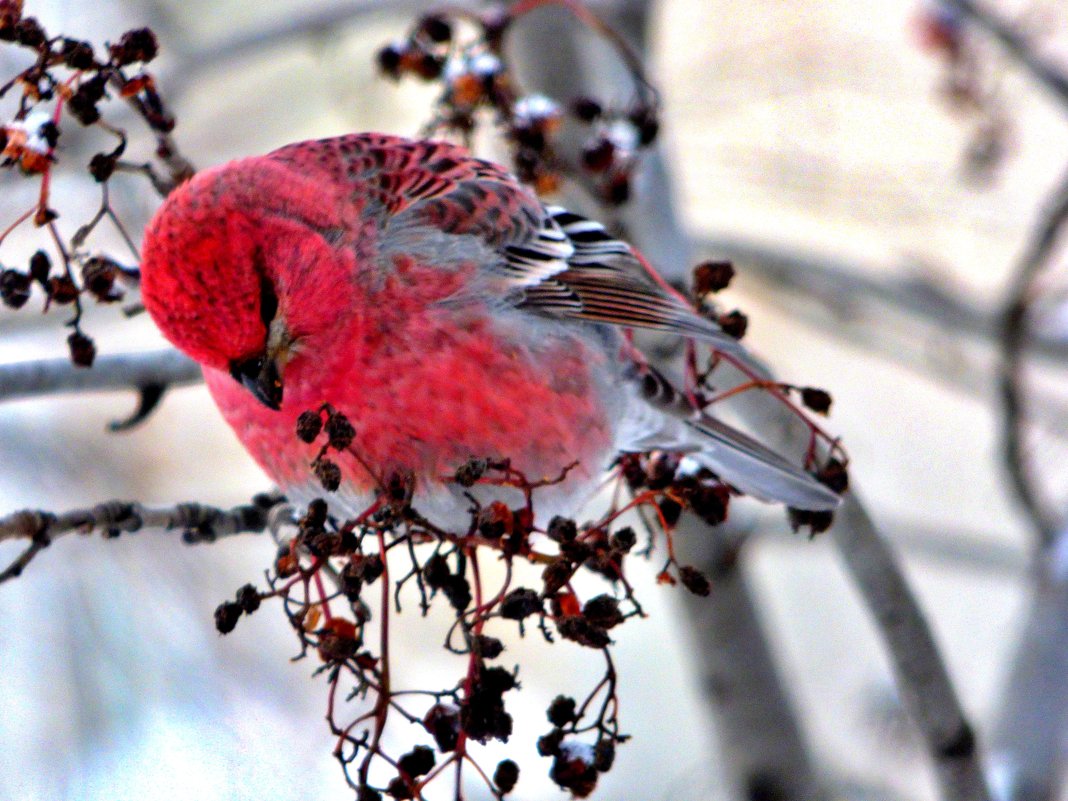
[140,133,839,526]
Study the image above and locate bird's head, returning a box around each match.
[140,158,355,411]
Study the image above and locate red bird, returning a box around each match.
[140,133,838,526]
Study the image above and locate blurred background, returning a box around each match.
[2,1,1068,799]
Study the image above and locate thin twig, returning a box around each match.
[941,0,1068,109]
[996,167,1068,547]
[0,495,283,585]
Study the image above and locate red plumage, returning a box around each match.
[141,133,840,524]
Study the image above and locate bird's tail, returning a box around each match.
[620,364,841,511]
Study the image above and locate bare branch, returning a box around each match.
[997,167,1068,547]
[987,538,1068,801]
[0,495,282,585]
[835,496,990,801]
[0,348,201,402]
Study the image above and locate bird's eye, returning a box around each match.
[258,272,278,329]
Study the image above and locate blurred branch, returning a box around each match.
[696,233,1068,363]
[941,0,1068,109]
[172,0,438,84]
[0,348,200,402]
[0,495,282,585]
[996,167,1068,548]
[726,365,991,801]
[987,534,1068,801]
[508,4,827,800]
[835,496,990,801]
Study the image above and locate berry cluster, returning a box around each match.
[376,4,662,206]
[210,403,767,799]
[0,5,191,367]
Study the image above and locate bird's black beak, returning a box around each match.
[229,355,283,411]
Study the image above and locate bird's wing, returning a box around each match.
[269,133,746,355]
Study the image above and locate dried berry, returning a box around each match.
[581,137,615,172]
[214,601,241,634]
[385,777,412,800]
[68,85,100,125]
[28,250,49,284]
[609,526,637,553]
[300,498,329,531]
[454,457,486,487]
[538,728,564,756]
[480,666,516,695]
[629,107,660,145]
[110,27,158,65]
[87,152,116,182]
[788,507,835,536]
[398,745,435,778]
[546,515,577,543]
[461,683,513,743]
[475,634,503,660]
[547,695,577,727]
[593,739,616,772]
[325,411,355,449]
[817,458,849,494]
[318,618,359,662]
[314,458,341,491]
[235,583,260,614]
[424,703,460,752]
[571,96,602,122]
[377,42,404,79]
[357,787,382,801]
[657,497,682,528]
[556,615,611,649]
[693,260,735,295]
[800,387,833,415]
[678,565,712,597]
[67,330,96,368]
[500,587,542,620]
[718,309,748,340]
[541,559,573,595]
[296,410,322,443]
[494,759,519,794]
[81,257,119,301]
[582,595,623,629]
[418,14,451,43]
[0,269,31,308]
[61,38,94,70]
[477,500,511,539]
[691,483,729,527]
[350,554,385,584]
[442,573,472,612]
[14,17,44,48]
[550,742,599,797]
[47,275,79,305]
[0,1,21,38]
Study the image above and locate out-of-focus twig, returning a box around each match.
[0,494,281,585]
[996,168,1068,547]
[941,0,1068,109]
[0,348,200,402]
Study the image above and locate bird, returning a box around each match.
[140,133,839,528]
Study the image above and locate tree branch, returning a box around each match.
[0,348,201,402]
[996,166,1068,548]
[0,494,283,585]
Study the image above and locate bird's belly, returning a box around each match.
[202,313,620,527]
